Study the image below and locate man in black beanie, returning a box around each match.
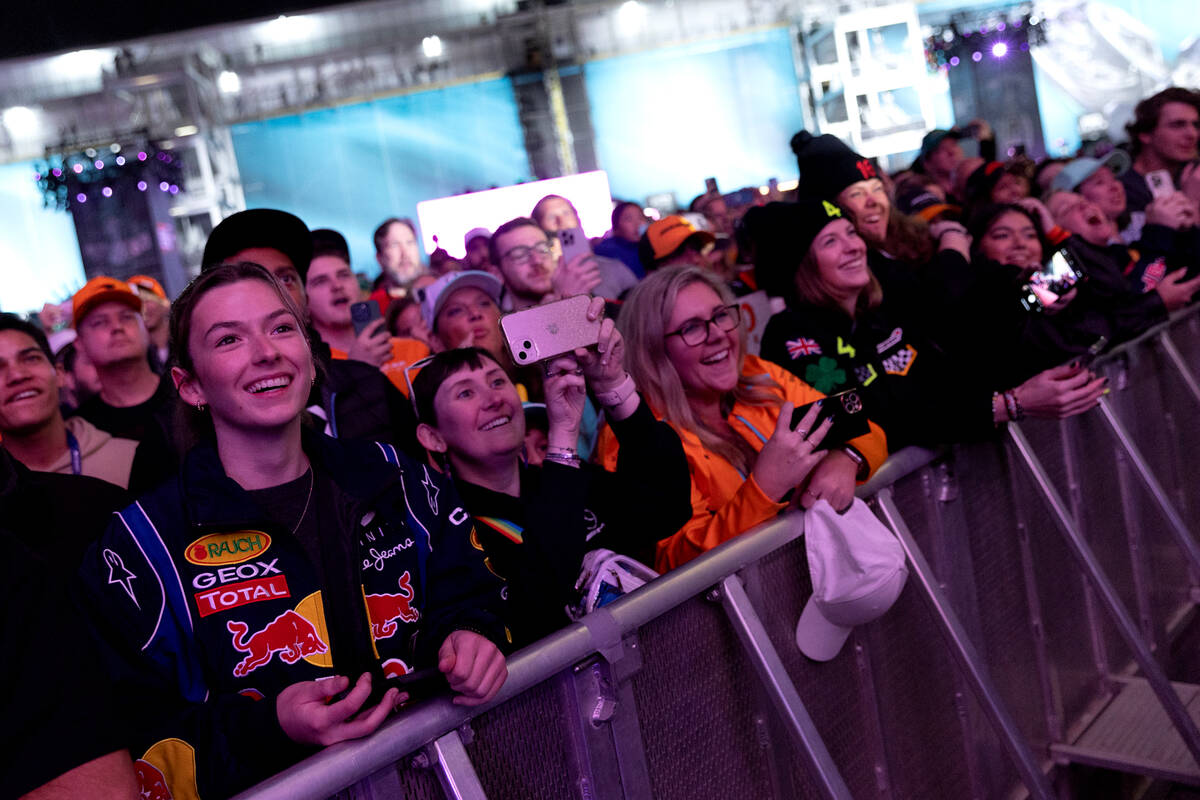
[202,209,420,455]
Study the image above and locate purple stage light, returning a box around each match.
[997,22,1006,31]
[72,163,84,174]
[94,160,104,169]
[115,155,125,165]
[950,56,961,66]
[76,193,87,203]
[159,181,169,191]
[1020,42,1030,51]
[169,185,179,195]
[992,42,1008,58]
[34,172,41,180]
[138,151,147,161]
[101,187,113,197]
[137,181,147,191]
[52,168,62,177]
[972,51,983,62]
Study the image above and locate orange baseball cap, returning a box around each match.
[72,276,143,327]
[128,274,167,300]
[638,215,716,267]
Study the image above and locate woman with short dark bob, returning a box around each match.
[601,264,888,573]
[78,262,507,800]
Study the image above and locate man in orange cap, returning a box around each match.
[637,215,717,272]
[127,274,170,370]
[71,277,176,459]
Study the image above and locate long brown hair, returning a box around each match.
[619,265,780,476]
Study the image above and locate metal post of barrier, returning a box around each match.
[426,730,489,800]
[1094,396,1200,579]
[873,488,1056,800]
[715,573,854,800]
[1006,425,1200,766]
[1159,331,1200,408]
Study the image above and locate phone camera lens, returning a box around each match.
[523,340,532,349]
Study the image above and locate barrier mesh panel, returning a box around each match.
[1120,346,1197,648]
[754,540,884,799]
[1007,418,1112,731]
[464,677,575,800]
[630,596,776,800]
[953,444,1050,749]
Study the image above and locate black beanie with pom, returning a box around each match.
[790,130,880,200]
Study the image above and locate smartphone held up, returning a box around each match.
[501,295,602,366]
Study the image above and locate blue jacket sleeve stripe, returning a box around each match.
[376,441,400,466]
[120,501,209,703]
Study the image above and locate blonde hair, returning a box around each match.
[619,265,780,475]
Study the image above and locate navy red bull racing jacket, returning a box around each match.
[77,430,506,800]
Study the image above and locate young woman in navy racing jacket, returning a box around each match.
[411,298,692,647]
[77,263,508,800]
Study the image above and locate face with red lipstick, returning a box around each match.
[173,278,316,436]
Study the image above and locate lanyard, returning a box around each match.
[475,516,524,544]
[65,429,82,475]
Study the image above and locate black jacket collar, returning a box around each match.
[179,428,400,529]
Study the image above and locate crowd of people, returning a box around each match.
[4,84,1200,799]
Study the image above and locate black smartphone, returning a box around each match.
[1019,248,1085,312]
[705,177,719,194]
[350,300,382,336]
[790,388,871,448]
[330,666,447,708]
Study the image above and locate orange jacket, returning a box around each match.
[598,355,887,572]
[329,337,430,395]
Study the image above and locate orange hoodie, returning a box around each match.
[598,355,887,572]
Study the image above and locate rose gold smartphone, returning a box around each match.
[500,295,601,365]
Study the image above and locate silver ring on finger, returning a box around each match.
[796,428,808,437]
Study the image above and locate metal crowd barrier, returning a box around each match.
[234,307,1200,800]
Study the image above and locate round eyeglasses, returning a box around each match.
[665,304,741,347]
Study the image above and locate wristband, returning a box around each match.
[544,447,581,469]
[594,373,636,408]
[841,446,868,480]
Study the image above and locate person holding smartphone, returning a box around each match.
[307,229,430,394]
[604,265,888,573]
[77,263,507,800]
[411,297,691,646]
[753,199,1106,452]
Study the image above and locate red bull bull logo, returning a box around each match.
[227,609,328,677]
[135,760,173,800]
[364,570,420,641]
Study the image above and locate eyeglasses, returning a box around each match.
[665,304,741,347]
[500,242,553,265]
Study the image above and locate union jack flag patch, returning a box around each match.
[786,338,822,359]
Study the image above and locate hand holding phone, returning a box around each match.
[790,389,871,448]
[1019,249,1085,312]
[1146,169,1175,200]
[348,300,391,367]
